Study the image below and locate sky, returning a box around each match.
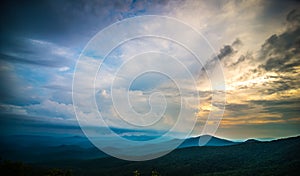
[0,0,299,140]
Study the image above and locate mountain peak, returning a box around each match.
[178,135,238,148]
[244,139,261,143]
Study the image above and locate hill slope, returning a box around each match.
[37,136,300,176]
[178,135,238,148]
[0,134,238,162]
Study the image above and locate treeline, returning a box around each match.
[0,159,72,176]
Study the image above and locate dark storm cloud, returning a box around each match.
[0,0,170,47]
[214,38,241,62]
[286,9,300,26]
[222,9,300,128]
[253,9,300,97]
[201,38,239,74]
[264,77,299,95]
[260,35,300,73]
[232,38,242,47]
[226,9,300,71]
[216,45,234,60]
[233,10,300,124]
[0,0,172,70]
[225,9,300,97]
[230,55,246,67]
[248,99,300,120]
[225,103,253,112]
[0,0,125,41]
[259,10,300,73]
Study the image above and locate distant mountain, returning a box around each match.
[68,137,300,176]
[0,135,106,162]
[1,134,297,164]
[178,135,239,148]
[244,138,262,143]
[0,134,93,148]
[1,134,237,162]
[9,135,297,176]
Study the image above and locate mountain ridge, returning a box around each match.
[32,135,300,176]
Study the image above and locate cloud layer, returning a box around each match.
[0,0,299,140]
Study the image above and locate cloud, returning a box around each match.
[59,66,70,72]
[286,9,300,28]
[212,9,300,131]
[0,0,172,48]
[217,45,234,60]
[232,38,243,47]
[229,55,247,67]
[26,100,75,119]
[259,33,300,73]
[0,99,75,119]
[225,103,253,112]
[1,0,300,139]
[0,38,75,68]
[200,38,240,75]
[0,36,76,108]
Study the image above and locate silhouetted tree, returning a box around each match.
[45,168,72,176]
[133,170,141,176]
[151,169,160,176]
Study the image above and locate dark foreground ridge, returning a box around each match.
[1,135,299,176]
